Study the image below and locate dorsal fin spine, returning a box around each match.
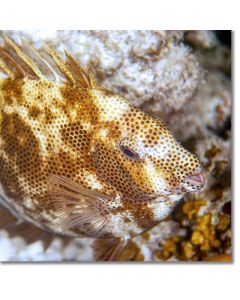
[3,34,45,80]
[87,64,97,88]
[43,43,75,83]
[0,56,14,78]
[0,34,98,88]
[64,50,91,87]
[20,38,56,81]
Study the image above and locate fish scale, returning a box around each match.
[0,35,204,260]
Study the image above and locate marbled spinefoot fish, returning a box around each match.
[0,35,204,260]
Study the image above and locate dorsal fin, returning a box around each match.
[0,56,14,78]
[20,38,56,81]
[65,50,91,87]
[0,45,31,79]
[0,34,98,88]
[42,42,75,83]
[87,64,97,88]
[1,34,44,80]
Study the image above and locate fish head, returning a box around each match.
[93,89,204,201]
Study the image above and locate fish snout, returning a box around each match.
[185,172,205,189]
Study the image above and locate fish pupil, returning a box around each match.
[120,145,139,160]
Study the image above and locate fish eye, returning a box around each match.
[120,145,140,160]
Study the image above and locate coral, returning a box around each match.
[153,196,231,261]
[185,30,218,50]
[165,71,231,142]
[185,30,231,76]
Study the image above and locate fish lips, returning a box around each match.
[184,171,205,190]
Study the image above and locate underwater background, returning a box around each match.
[0,30,231,261]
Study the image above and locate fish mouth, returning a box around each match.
[185,172,205,187]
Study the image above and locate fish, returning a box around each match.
[0,34,205,261]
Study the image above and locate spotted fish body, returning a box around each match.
[0,35,204,260]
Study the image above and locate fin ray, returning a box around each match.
[42,43,74,83]
[93,238,128,261]
[2,34,43,79]
[0,56,14,78]
[65,50,91,87]
[0,46,27,78]
[0,34,98,87]
[20,38,56,81]
[47,175,112,238]
[87,64,97,88]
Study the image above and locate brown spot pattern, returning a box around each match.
[0,57,203,240]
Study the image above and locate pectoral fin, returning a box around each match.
[47,175,113,238]
[93,237,128,261]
